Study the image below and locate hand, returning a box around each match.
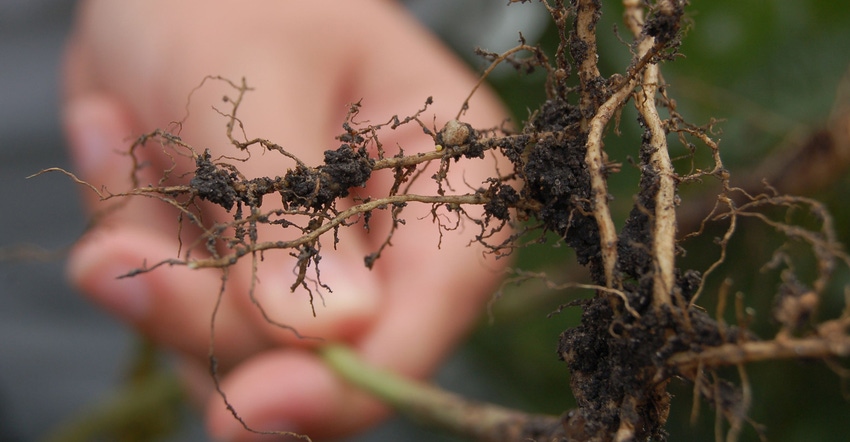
[63,1,510,440]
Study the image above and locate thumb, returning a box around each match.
[232,228,383,346]
[67,225,268,364]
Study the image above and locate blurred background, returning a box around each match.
[1,1,849,441]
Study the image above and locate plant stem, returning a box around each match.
[319,344,565,442]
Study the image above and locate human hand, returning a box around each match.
[63,1,510,440]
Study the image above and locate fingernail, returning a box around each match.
[64,99,121,177]
[68,243,150,322]
[91,264,150,322]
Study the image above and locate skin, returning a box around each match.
[62,1,510,440]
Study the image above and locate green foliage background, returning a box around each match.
[461,1,850,441]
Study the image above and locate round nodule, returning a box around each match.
[439,119,472,147]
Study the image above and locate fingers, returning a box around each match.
[204,349,386,441]
[62,94,260,363]
[62,1,513,440]
[62,97,383,357]
[67,225,269,364]
[61,2,386,358]
[204,5,512,439]
[342,0,513,378]
[61,94,262,365]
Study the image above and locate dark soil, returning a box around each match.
[191,144,374,213]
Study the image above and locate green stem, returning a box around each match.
[319,344,565,442]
